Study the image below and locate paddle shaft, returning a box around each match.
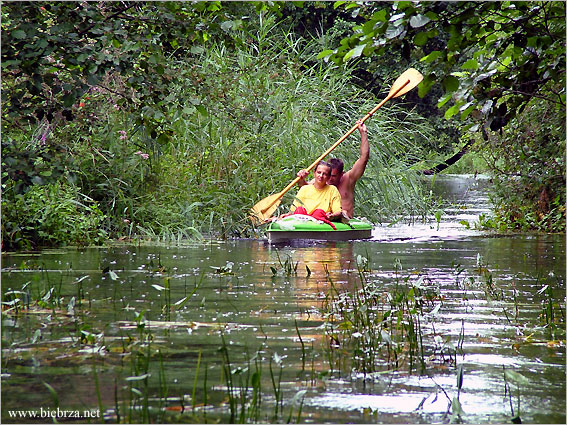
[260,77,412,214]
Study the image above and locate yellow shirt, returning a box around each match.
[291,184,342,215]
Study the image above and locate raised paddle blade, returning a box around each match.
[250,193,282,224]
[250,67,424,224]
[388,68,423,98]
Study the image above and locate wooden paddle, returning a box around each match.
[250,67,424,224]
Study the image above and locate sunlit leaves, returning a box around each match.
[330,1,565,133]
[420,50,442,63]
[437,92,452,108]
[343,43,365,61]
[461,59,479,70]
[444,103,461,120]
[317,49,335,62]
[409,14,430,28]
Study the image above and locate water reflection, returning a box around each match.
[1,175,565,424]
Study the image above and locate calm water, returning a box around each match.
[2,175,565,424]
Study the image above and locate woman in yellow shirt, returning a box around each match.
[289,161,345,222]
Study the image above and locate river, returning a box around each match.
[1,175,565,424]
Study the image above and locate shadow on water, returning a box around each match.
[1,175,565,424]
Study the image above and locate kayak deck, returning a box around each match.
[267,215,372,242]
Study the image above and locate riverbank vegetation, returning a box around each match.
[2,2,565,249]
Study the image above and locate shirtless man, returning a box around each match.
[298,120,369,218]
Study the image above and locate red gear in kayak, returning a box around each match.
[293,207,337,230]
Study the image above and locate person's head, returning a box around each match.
[313,161,331,188]
[328,158,344,186]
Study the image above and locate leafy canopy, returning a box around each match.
[323,1,566,132]
[1,1,246,139]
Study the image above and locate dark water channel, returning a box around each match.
[2,175,565,424]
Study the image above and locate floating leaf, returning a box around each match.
[174,296,188,306]
[291,389,307,406]
[504,369,529,386]
[126,373,151,381]
[74,275,89,284]
[429,303,441,316]
[537,284,549,295]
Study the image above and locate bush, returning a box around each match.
[1,181,107,250]
[478,97,566,232]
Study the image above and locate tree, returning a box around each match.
[1,1,246,137]
[321,1,565,230]
[322,1,565,133]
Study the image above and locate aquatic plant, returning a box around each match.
[271,251,299,276]
[320,257,441,375]
[503,366,530,424]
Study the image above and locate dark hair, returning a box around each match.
[316,160,331,170]
[329,158,344,174]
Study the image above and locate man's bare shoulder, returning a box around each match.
[339,171,357,189]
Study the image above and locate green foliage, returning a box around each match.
[2,181,107,250]
[138,18,435,237]
[1,129,75,194]
[476,98,566,232]
[329,1,566,133]
[326,1,565,231]
[2,8,435,247]
[10,2,563,245]
[1,1,243,140]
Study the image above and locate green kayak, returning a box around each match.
[267,214,372,242]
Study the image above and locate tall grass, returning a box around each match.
[147,16,436,238]
[2,11,438,246]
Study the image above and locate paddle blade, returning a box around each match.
[389,68,423,98]
[250,193,282,224]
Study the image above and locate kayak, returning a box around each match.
[267,214,372,242]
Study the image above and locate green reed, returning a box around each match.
[321,258,440,375]
[503,366,529,424]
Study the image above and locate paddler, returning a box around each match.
[297,120,369,218]
[281,161,346,228]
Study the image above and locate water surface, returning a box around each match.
[2,175,565,424]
